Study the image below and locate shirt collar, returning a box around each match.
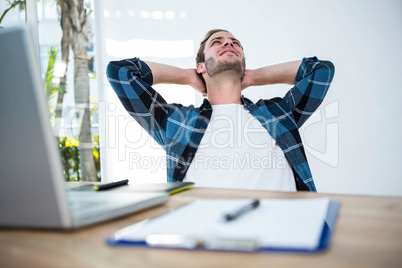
[201,95,255,111]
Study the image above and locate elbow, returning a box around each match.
[321,60,335,74]
[318,60,335,85]
[106,61,121,82]
[106,61,114,79]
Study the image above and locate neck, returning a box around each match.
[205,72,242,105]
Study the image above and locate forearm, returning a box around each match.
[249,60,302,86]
[145,61,206,95]
[145,61,192,86]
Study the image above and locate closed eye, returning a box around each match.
[211,40,221,46]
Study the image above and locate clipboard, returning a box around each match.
[107,198,340,252]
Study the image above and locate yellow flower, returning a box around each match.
[66,138,79,147]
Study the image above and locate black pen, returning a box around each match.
[224,200,260,221]
[94,179,129,191]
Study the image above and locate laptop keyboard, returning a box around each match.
[68,196,102,212]
[66,192,129,218]
[63,191,168,228]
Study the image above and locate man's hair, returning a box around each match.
[196,29,230,64]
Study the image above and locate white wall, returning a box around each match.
[95,0,402,196]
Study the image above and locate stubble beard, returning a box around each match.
[205,57,246,79]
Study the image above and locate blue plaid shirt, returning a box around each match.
[107,57,334,191]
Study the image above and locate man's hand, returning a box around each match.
[187,69,207,96]
[241,69,254,90]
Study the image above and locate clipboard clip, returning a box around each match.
[146,234,260,251]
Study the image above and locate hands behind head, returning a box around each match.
[188,69,207,97]
[241,69,253,91]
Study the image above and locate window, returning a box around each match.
[1,0,100,182]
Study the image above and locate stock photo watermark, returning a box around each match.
[300,100,339,167]
[128,151,288,174]
[62,99,339,169]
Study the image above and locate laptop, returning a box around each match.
[68,181,195,195]
[0,25,169,229]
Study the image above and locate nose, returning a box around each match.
[223,39,234,47]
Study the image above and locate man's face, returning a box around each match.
[201,31,246,78]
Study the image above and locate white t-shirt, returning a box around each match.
[184,104,296,192]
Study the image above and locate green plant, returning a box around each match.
[59,134,101,182]
[0,0,26,25]
[59,137,80,181]
[92,134,101,181]
[46,46,101,182]
[58,0,97,181]
[44,46,59,127]
[44,47,59,101]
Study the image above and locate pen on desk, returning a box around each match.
[94,179,129,191]
[224,200,260,222]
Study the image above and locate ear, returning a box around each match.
[196,62,205,74]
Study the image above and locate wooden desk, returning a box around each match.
[0,187,401,268]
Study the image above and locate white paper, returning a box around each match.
[113,198,331,250]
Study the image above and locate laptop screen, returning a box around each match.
[0,26,71,227]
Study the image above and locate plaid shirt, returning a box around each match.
[107,57,334,191]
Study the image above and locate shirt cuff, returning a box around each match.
[131,57,154,86]
[295,56,319,84]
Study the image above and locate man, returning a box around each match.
[107,29,335,191]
